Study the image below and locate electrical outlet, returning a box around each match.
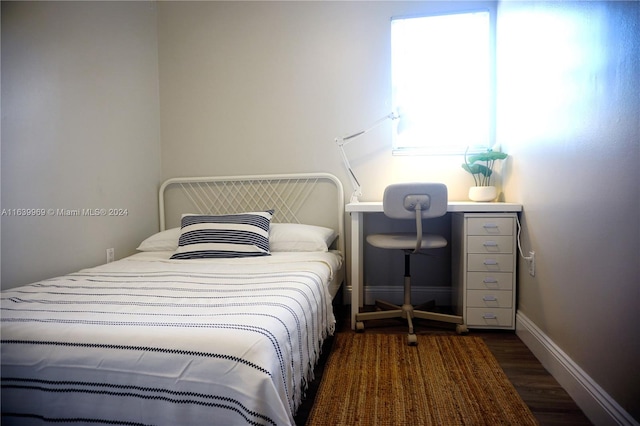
[528,251,535,276]
[106,248,115,264]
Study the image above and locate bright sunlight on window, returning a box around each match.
[392,11,492,155]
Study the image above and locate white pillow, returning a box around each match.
[269,223,336,252]
[137,222,337,253]
[171,211,273,259]
[137,227,181,252]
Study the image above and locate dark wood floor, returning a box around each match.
[295,305,593,426]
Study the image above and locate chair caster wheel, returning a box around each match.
[407,334,418,346]
[355,321,365,332]
[456,324,469,335]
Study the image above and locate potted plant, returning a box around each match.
[461,147,508,201]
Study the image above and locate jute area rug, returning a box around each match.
[306,333,538,425]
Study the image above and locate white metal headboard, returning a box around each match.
[159,173,345,253]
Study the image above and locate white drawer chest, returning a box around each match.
[452,213,518,330]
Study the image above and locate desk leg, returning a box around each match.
[350,211,363,329]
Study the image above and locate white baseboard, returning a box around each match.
[516,311,638,426]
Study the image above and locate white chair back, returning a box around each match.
[382,183,448,219]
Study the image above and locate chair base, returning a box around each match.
[355,299,467,345]
[355,300,469,346]
[356,249,468,344]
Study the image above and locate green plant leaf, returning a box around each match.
[461,163,492,176]
[467,151,508,163]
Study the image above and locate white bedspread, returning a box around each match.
[1,251,341,426]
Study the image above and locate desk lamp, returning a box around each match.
[335,111,404,203]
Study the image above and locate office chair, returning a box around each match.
[355,183,467,345]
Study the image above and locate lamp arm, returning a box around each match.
[335,111,400,203]
[336,138,363,203]
[337,112,399,147]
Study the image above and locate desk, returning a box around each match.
[346,201,523,330]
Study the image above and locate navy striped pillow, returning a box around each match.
[170,210,274,259]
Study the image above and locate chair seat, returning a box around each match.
[366,233,447,250]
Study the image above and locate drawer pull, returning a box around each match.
[482,313,497,319]
[483,241,498,247]
[483,223,499,229]
[483,295,498,302]
[483,277,498,284]
[483,259,498,265]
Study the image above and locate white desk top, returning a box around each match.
[346,201,522,213]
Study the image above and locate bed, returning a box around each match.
[1,173,345,426]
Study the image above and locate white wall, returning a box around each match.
[157,1,496,202]
[497,1,640,422]
[1,1,162,288]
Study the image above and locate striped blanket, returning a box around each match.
[1,251,340,426]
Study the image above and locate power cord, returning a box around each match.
[516,215,536,276]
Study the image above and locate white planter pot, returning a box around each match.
[468,186,497,202]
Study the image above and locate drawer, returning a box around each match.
[467,254,514,272]
[466,308,514,327]
[467,272,513,290]
[467,290,513,308]
[467,217,514,236]
[467,236,513,254]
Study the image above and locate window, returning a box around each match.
[391,10,493,155]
